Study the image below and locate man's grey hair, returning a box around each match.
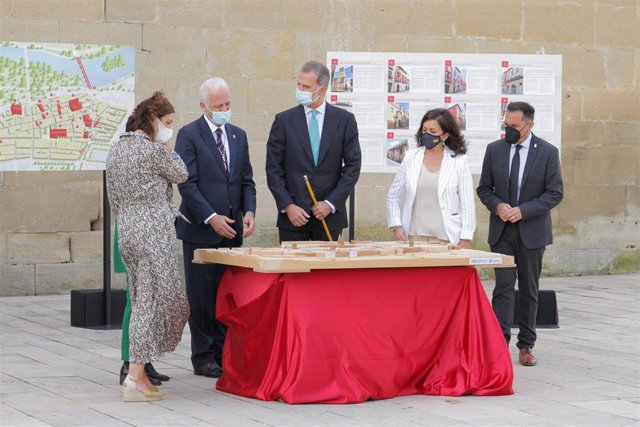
[300,61,330,87]
[199,77,230,102]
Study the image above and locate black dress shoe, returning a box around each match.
[145,363,170,382]
[193,361,223,378]
[120,361,161,386]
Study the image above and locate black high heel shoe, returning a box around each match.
[120,362,162,386]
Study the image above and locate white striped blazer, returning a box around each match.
[386,145,476,244]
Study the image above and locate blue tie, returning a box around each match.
[309,110,320,166]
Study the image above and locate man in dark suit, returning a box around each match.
[266,60,361,242]
[175,77,256,377]
[477,101,563,367]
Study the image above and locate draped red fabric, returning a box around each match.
[216,266,513,404]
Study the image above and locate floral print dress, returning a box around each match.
[106,131,189,364]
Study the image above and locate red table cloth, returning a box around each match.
[216,266,513,404]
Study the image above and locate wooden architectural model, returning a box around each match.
[194,238,515,273]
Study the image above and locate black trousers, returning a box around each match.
[182,239,237,369]
[490,222,545,349]
[278,218,342,242]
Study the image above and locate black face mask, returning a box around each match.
[421,132,441,150]
[504,126,522,145]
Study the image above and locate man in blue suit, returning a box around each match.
[266,60,361,242]
[175,77,256,378]
[477,102,563,367]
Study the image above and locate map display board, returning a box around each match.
[326,52,562,173]
[0,42,134,171]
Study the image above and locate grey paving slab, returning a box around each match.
[0,273,638,426]
[0,403,52,427]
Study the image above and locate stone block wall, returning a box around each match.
[0,0,638,294]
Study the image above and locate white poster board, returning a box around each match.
[0,42,135,171]
[326,52,562,174]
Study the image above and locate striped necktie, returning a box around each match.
[214,128,228,173]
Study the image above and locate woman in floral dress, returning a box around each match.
[106,91,189,402]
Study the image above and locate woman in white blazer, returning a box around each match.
[387,108,475,247]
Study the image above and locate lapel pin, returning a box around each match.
[232,134,236,139]
[534,143,537,148]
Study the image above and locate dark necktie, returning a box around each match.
[509,145,522,206]
[214,128,228,172]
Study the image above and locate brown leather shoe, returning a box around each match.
[519,347,537,366]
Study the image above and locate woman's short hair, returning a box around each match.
[125,91,175,141]
[415,108,467,156]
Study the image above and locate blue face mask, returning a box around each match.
[295,87,323,106]
[421,132,442,150]
[209,109,231,126]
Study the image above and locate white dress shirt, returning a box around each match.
[203,113,231,167]
[203,113,231,224]
[509,131,532,204]
[302,101,335,213]
[303,101,326,139]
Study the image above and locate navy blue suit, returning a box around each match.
[266,103,361,241]
[175,116,256,369]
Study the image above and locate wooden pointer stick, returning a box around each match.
[303,175,333,242]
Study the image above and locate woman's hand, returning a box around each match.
[393,226,408,241]
[458,239,471,249]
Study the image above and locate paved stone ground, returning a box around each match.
[1,274,639,427]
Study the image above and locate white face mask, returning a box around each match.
[295,86,323,106]
[207,108,232,126]
[155,117,173,143]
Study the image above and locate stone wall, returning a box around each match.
[1,0,638,295]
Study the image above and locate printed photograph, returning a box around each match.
[332,100,353,114]
[386,137,409,164]
[388,65,410,93]
[387,102,410,129]
[444,102,467,131]
[444,64,467,94]
[501,67,524,95]
[500,102,508,130]
[331,64,354,92]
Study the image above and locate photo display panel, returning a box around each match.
[327,52,562,173]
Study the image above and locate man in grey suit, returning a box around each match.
[266,60,361,242]
[477,102,563,367]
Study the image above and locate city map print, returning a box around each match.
[0,42,134,171]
